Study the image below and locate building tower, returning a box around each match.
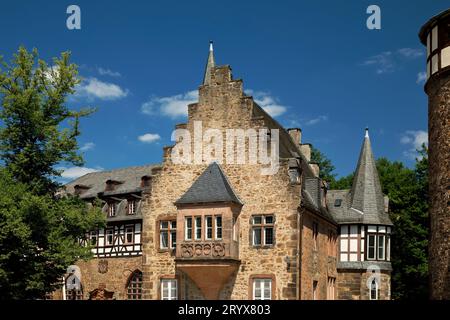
[419,9,450,300]
[327,129,393,300]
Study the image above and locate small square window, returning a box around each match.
[334,199,342,207]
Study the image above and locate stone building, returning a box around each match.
[53,42,392,300]
[419,8,450,300]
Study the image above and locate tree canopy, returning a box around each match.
[0,47,104,299]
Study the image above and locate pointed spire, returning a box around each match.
[349,128,385,216]
[203,40,215,85]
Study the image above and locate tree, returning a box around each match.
[0,47,93,195]
[0,47,104,299]
[310,146,337,185]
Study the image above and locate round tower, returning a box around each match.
[419,8,450,300]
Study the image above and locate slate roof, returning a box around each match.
[326,130,392,226]
[301,178,337,224]
[64,164,160,199]
[175,162,243,205]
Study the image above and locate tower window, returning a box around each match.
[334,199,342,207]
[369,278,379,300]
[160,220,176,249]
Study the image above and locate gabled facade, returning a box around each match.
[52,43,393,300]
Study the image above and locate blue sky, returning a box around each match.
[0,0,447,180]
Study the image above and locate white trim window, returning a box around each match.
[161,279,177,300]
[108,202,116,217]
[205,216,213,240]
[251,215,274,246]
[125,225,134,244]
[185,217,193,240]
[215,216,222,240]
[160,221,177,249]
[367,234,376,260]
[127,199,136,215]
[195,217,202,240]
[106,228,114,245]
[253,279,271,300]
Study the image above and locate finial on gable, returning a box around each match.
[365,127,369,138]
[209,40,213,52]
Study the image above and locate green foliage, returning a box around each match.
[310,146,337,185]
[0,168,104,299]
[0,46,95,195]
[0,47,105,299]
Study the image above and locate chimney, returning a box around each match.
[300,143,311,162]
[288,128,302,146]
[310,162,320,177]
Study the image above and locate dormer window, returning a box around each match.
[105,179,122,192]
[128,199,136,215]
[108,202,116,217]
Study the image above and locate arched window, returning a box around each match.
[369,278,378,300]
[127,270,143,300]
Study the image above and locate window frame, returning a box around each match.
[205,216,213,240]
[127,199,137,215]
[215,215,223,240]
[195,216,202,240]
[124,225,134,244]
[251,214,275,247]
[159,219,176,250]
[185,217,193,241]
[252,278,272,300]
[369,278,379,300]
[160,278,178,300]
[108,202,116,217]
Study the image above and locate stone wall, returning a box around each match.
[300,209,337,300]
[426,72,450,300]
[76,256,143,299]
[141,65,304,300]
[337,270,390,300]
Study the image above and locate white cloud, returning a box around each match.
[98,67,121,77]
[76,77,128,101]
[80,142,95,152]
[362,51,394,74]
[401,130,428,159]
[362,48,424,74]
[416,71,427,84]
[59,166,102,179]
[245,90,287,117]
[397,48,424,59]
[305,115,328,126]
[141,90,198,118]
[138,133,161,143]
